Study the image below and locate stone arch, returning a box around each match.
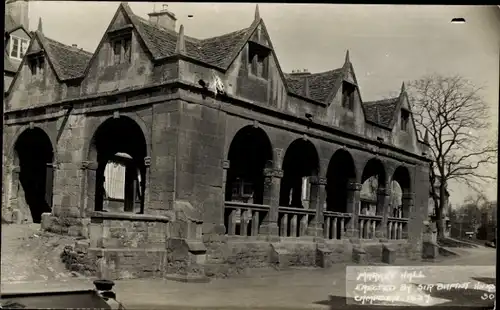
[279,138,320,208]
[225,125,273,204]
[87,116,148,214]
[326,149,357,213]
[83,112,151,162]
[12,127,55,223]
[391,165,412,218]
[7,124,57,164]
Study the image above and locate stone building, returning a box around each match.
[4,0,32,92]
[3,3,431,279]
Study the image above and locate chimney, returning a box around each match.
[6,0,29,31]
[289,68,311,77]
[72,44,78,48]
[148,4,177,31]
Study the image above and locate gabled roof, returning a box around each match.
[34,32,93,81]
[119,3,254,70]
[4,50,17,73]
[363,97,400,129]
[285,69,343,104]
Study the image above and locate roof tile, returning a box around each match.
[284,68,343,103]
[363,97,400,128]
[43,36,93,80]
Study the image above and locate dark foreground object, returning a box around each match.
[0,279,123,309]
[0,290,111,309]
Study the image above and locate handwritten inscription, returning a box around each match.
[346,266,496,307]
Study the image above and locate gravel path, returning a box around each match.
[1,223,81,282]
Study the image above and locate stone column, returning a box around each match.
[81,161,98,216]
[307,176,327,238]
[401,192,415,239]
[375,187,391,240]
[142,156,151,214]
[218,159,231,234]
[345,182,362,239]
[261,167,282,240]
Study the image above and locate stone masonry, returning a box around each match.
[3,3,431,280]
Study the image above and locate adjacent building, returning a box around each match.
[3,3,432,279]
[4,0,31,92]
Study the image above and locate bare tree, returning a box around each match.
[407,74,497,237]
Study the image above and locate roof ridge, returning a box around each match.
[44,36,93,57]
[364,97,399,105]
[132,13,201,44]
[285,67,343,79]
[200,27,250,43]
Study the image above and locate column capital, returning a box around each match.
[222,160,230,170]
[310,176,327,185]
[81,161,98,171]
[263,168,283,178]
[46,162,59,169]
[144,156,151,167]
[377,188,391,196]
[346,182,362,191]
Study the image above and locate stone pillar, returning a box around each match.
[401,192,415,239]
[307,176,327,238]
[142,156,151,213]
[375,187,391,240]
[261,167,282,240]
[218,159,231,234]
[81,161,98,216]
[345,182,362,239]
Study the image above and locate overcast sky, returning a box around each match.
[27,3,500,206]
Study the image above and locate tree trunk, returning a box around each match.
[437,184,447,237]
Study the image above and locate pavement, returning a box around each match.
[1,230,496,309]
[109,247,495,309]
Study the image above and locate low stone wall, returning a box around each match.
[41,213,90,237]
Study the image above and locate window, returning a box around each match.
[9,36,29,60]
[248,42,270,79]
[401,109,410,132]
[230,178,254,202]
[28,56,45,79]
[342,82,355,110]
[110,35,132,65]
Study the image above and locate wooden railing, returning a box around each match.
[323,211,351,240]
[387,217,408,240]
[224,201,269,237]
[278,207,316,238]
[358,215,382,239]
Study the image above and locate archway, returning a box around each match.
[225,126,273,204]
[360,158,386,216]
[89,116,148,213]
[279,139,319,208]
[391,166,411,217]
[14,127,54,223]
[326,149,357,213]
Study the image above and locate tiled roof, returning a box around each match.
[130,13,250,69]
[42,35,93,80]
[284,68,343,104]
[4,50,17,73]
[363,97,400,128]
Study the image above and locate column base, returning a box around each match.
[259,222,279,242]
[344,228,359,239]
[306,221,324,238]
[375,229,387,240]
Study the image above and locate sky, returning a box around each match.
[27,3,500,206]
